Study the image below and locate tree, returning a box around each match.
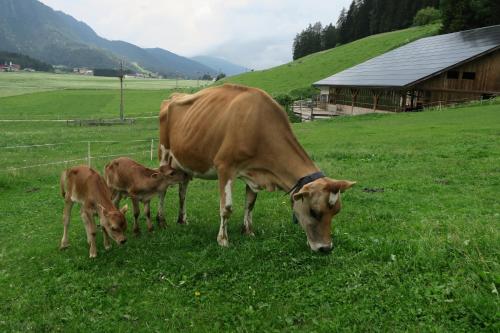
[441,0,500,33]
[413,7,442,26]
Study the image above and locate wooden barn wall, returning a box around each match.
[415,49,500,103]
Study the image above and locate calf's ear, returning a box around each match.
[120,204,128,214]
[159,165,175,176]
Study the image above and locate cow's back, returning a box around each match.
[160,84,294,175]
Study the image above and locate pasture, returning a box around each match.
[0,88,499,332]
[0,72,208,98]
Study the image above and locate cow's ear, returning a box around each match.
[120,204,128,214]
[327,180,356,193]
[293,188,310,201]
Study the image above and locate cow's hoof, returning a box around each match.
[59,244,70,250]
[241,225,255,236]
[177,217,188,225]
[147,226,154,233]
[217,237,229,247]
[89,253,97,259]
[104,245,112,251]
[133,229,141,237]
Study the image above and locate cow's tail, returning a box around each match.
[60,170,67,198]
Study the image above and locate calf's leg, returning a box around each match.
[112,191,122,208]
[241,185,257,236]
[132,198,141,235]
[60,200,74,250]
[144,200,153,232]
[177,179,189,224]
[81,210,97,258]
[156,190,166,228]
[103,228,112,250]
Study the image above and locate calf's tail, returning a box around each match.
[60,170,67,198]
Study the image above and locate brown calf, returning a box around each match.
[104,157,186,234]
[60,166,128,258]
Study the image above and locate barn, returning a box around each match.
[313,25,500,114]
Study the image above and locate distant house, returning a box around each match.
[73,67,93,75]
[313,25,500,113]
[0,62,21,72]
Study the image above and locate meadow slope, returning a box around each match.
[223,24,440,96]
[0,89,498,331]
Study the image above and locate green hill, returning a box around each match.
[224,24,441,96]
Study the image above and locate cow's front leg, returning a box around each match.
[217,171,234,247]
[131,197,141,235]
[156,190,166,228]
[177,178,189,224]
[242,185,257,236]
[144,200,153,232]
[81,210,97,258]
[60,200,74,250]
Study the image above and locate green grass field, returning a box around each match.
[0,72,209,98]
[0,86,498,331]
[223,24,440,95]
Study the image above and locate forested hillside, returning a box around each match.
[293,0,500,60]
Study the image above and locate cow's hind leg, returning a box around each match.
[131,197,141,235]
[156,190,166,228]
[177,178,189,224]
[241,185,257,236]
[217,168,235,247]
[60,200,74,250]
[81,209,97,258]
[144,200,153,232]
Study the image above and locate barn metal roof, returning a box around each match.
[314,25,500,89]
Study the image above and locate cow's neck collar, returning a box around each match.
[287,171,325,196]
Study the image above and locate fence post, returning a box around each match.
[150,139,154,161]
[87,141,91,167]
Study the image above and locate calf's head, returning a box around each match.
[99,205,128,244]
[157,165,186,185]
[292,178,355,253]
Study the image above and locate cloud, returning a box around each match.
[39,0,351,69]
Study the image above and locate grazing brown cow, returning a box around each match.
[104,157,186,234]
[159,84,355,252]
[60,166,128,258]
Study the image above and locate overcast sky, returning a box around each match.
[39,0,351,70]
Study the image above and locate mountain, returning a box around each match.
[223,24,440,96]
[0,0,215,78]
[191,56,249,76]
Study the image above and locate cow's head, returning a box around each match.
[292,178,355,253]
[99,205,128,245]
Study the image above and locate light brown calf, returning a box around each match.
[60,166,128,258]
[104,157,186,234]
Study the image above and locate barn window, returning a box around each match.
[462,72,476,80]
[447,70,459,79]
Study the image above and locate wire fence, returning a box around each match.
[0,138,158,173]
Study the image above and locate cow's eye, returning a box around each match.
[309,209,322,221]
